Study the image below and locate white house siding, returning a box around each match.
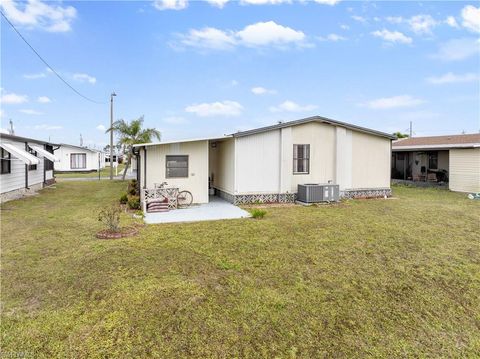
[54,146,103,172]
[235,130,281,194]
[141,141,209,204]
[209,138,235,194]
[351,131,391,189]
[289,122,336,192]
[449,148,480,192]
[0,138,46,195]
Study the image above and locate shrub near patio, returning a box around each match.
[1,182,479,358]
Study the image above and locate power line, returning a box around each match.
[0,11,106,105]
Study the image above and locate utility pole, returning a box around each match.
[80,133,83,147]
[110,92,117,180]
[8,119,14,135]
[409,121,413,138]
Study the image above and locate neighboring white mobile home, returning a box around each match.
[134,116,395,205]
[0,134,59,203]
[54,144,105,172]
[392,134,480,193]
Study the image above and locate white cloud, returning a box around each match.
[153,0,187,10]
[0,0,77,32]
[205,0,229,8]
[0,128,9,134]
[236,21,305,47]
[371,29,412,44]
[351,15,367,23]
[426,72,479,85]
[0,91,28,104]
[251,86,277,95]
[445,16,459,28]
[362,95,424,110]
[37,96,51,103]
[240,0,289,4]
[185,100,243,117]
[461,5,480,33]
[269,100,317,112]
[19,109,43,115]
[385,16,403,24]
[23,72,47,79]
[312,0,341,5]
[408,14,437,34]
[96,124,106,131]
[433,38,480,61]
[318,33,346,42]
[72,73,97,84]
[163,116,188,124]
[176,21,307,50]
[340,24,349,30]
[178,27,236,50]
[34,124,62,130]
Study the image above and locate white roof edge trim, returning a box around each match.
[0,143,40,165]
[31,145,60,162]
[133,135,233,148]
[392,143,480,150]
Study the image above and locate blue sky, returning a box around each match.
[1,0,479,148]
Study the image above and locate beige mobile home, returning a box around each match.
[392,134,480,193]
[134,116,395,205]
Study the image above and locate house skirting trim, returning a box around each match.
[340,188,392,199]
[215,188,296,205]
[0,182,44,203]
[215,187,391,204]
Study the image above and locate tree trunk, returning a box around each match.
[122,147,132,180]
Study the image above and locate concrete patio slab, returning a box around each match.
[144,196,251,224]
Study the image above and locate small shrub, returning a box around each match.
[127,179,139,196]
[98,205,121,232]
[127,195,141,210]
[250,208,266,219]
[119,193,128,204]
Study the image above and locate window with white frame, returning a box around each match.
[1,148,11,174]
[166,155,188,178]
[28,147,38,171]
[70,153,87,169]
[293,144,310,174]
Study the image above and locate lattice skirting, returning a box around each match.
[341,188,392,199]
[214,188,296,205]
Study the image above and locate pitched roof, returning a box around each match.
[231,115,396,139]
[0,133,59,146]
[393,134,480,150]
[59,143,102,152]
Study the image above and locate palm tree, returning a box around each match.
[106,116,161,180]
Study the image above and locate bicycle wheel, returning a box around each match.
[177,190,193,208]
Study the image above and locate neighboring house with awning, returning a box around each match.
[0,133,60,202]
[54,144,105,172]
[392,133,480,193]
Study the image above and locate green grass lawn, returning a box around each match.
[1,182,479,358]
[54,163,126,178]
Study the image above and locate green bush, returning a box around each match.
[98,205,121,232]
[127,179,139,196]
[119,193,128,204]
[250,208,266,219]
[127,195,141,210]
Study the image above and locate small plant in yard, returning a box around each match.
[98,205,121,232]
[128,180,139,196]
[120,193,128,204]
[250,208,267,219]
[127,195,141,210]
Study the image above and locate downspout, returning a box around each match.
[143,146,147,189]
[25,142,29,189]
[43,143,46,185]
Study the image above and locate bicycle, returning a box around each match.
[154,182,193,208]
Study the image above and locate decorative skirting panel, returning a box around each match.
[341,188,391,199]
[214,188,296,205]
[0,183,44,203]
